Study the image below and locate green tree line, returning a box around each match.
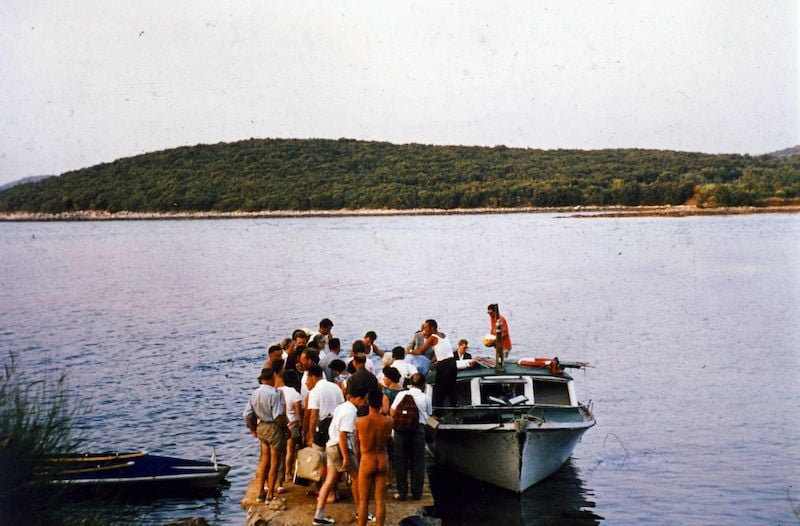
[1,138,798,213]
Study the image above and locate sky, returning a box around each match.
[1,0,798,186]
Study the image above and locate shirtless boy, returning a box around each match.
[356,388,394,526]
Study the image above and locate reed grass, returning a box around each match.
[0,352,109,525]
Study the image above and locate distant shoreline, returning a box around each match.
[0,205,798,222]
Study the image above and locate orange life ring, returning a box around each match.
[518,358,552,368]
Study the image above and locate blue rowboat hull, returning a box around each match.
[50,452,230,495]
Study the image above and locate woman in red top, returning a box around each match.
[488,304,512,354]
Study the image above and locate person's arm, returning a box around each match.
[355,425,361,460]
[381,393,390,416]
[339,430,350,469]
[293,400,303,428]
[413,335,438,356]
[306,408,318,447]
[243,397,258,437]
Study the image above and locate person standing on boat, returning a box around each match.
[487,304,512,355]
[416,319,457,411]
[405,324,433,376]
[244,368,288,502]
[390,373,432,501]
[454,339,472,360]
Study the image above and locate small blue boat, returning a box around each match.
[50,451,231,494]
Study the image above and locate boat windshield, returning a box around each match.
[478,378,528,405]
[532,378,571,406]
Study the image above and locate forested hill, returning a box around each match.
[1,138,798,213]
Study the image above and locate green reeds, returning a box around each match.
[0,352,104,525]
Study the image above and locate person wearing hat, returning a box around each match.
[244,368,288,502]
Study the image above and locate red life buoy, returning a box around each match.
[518,358,551,368]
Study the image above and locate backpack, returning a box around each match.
[392,392,419,431]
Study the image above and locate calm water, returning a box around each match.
[0,213,798,525]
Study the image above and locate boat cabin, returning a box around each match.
[448,362,579,408]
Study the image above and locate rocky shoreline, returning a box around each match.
[0,205,799,222]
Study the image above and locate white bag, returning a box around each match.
[294,446,325,482]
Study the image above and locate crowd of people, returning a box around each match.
[243,310,511,526]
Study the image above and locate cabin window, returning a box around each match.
[479,378,529,405]
[532,379,571,406]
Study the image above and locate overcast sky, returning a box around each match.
[1,1,797,185]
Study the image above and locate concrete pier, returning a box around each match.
[242,472,436,526]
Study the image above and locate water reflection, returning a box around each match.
[429,459,602,526]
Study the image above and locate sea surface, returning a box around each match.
[0,212,798,525]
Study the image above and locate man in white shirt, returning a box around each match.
[306,365,345,449]
[390,373,432,501]
[388,346,418,385]
[318,337,342,381]
[313,389,368,526]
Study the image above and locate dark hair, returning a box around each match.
[307,364,324,378]
[364,330,377,340]
[391,346,405,359]
[320,318,334,329]
[410,372,425,388]
[349,384,368,399]
[382,366,401,383]
[329,338,341,351]
[425,319,438,330]
[368,388,382,409]
[271,357,285,375]
[258,368,274,381]
[352,340,366,354]
[292,329,308,340]
[281,369,301,393]
[353,354,367,365]
[302,348,320,364]
[268,344,283,354]
[487,304,498,314]
[329,359,347,373]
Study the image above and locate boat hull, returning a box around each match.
[51,452,230,495]
[430,420,593,492]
